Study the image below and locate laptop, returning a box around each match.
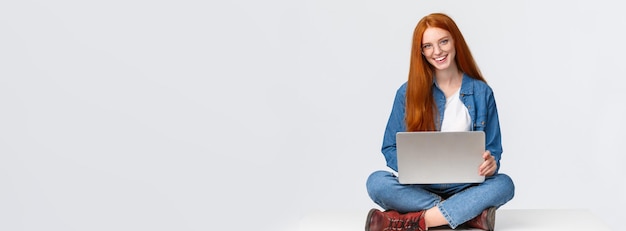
[396,131,485,184]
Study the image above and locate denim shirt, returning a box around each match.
[381,73,503,173]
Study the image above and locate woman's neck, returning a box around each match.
[435,68,463,89]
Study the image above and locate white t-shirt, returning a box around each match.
[440,88,471,132]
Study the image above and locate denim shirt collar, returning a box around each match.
[432,73,476,130]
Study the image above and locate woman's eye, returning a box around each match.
[422,44,432,49]
[440,39,449,45]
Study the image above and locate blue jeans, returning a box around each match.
[366,170,515,229]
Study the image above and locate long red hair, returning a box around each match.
[405,13,486,131]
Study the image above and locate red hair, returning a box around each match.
[405,13,485,131]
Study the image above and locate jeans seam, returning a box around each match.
[440,184,479,228]
[438,202,460,228]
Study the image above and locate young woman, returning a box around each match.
[365,13,515,231]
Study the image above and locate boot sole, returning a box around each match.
[486,207,496,231]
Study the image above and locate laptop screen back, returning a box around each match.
[396,131,485,184]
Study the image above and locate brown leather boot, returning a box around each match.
[464,207,496,231]
[365,208,426,231]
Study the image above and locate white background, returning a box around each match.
[1,0,624,230]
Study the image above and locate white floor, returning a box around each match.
[298,209,612,231]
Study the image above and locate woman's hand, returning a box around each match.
[479,150,497,177]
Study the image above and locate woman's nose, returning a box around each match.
[433,45,443,55]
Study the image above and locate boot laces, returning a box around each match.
[384,216,423,231]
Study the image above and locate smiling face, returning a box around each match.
[421,27,457,72]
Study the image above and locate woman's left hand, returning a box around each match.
[479,150,496,177]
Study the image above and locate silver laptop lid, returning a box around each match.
[396,131,485,184]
